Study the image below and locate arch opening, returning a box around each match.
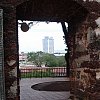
[16,0,88,100]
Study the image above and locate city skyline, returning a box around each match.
[18,22,68,53]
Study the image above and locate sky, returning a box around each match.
[18,21,68,53]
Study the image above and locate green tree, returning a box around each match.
[43,53,59,67]
[27,51,44,67]
[27,52,36,63]
[35,51,44,67]
[27,51,66,67]
[56,56,66,67]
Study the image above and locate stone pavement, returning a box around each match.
[20,77,70,100]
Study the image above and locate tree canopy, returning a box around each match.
[27,51,66,67]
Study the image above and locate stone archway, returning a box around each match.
[16,1,88,99]
[1,0,100,100]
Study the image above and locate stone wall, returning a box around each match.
[0,4,19,100]
[0,0,100,100]
[70,1,100,99]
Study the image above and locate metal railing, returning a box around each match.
[20,67,67,78]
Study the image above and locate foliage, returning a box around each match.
[27,51,66,67]
[43,53,58,67]
[56,56,66,67]
[27,51,44,67]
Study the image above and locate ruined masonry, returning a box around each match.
[0,0,100,100]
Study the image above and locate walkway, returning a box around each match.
[20,78,70,100]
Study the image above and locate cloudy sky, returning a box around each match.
[18,21,68,53]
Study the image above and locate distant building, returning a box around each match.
[19,52,28,65]
[49,37,54,54]
[42,36,49,53]
[42,36,54,54]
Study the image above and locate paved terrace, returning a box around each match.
[20,78,70,100]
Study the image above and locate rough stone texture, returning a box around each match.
[0,4,19,100]
[70,1,100,100]
[0,0,100,100]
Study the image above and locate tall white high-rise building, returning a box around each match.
[42,36,49,53]
[49,37,54,54]
[42,36,54,54]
